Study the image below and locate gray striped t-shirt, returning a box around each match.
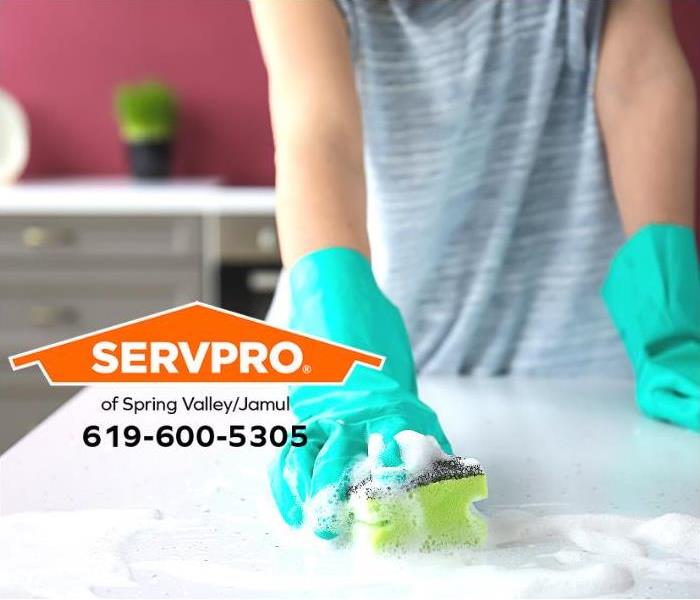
[271,0,631,378]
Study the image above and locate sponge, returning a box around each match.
[348,457,488,552]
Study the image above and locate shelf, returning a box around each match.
[0,177,275,216]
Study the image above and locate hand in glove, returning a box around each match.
[269,248,452,538]
[603,224,700,431]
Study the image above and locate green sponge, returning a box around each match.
[348,457,488,552]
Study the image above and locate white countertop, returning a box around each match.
[1,378,699,598]
[0,177,275,216]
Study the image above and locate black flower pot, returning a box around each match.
[126,140,172,179]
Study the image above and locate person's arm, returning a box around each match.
[597,1,700,432]
[250,0,369,266]
[252,2,461,537]
[595,0,696,235]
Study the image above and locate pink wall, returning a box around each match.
[0,0,698,234]
[672,0,700,237]
[0,0,274,184]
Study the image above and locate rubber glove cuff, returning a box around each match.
[602,224,700,372]
[288,246,418,398]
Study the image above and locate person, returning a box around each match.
[251,0,700,538]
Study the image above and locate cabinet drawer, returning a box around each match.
[219,216,280,264]
[0,267,202,351]
[0,216,201,259]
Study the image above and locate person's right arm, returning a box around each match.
[252,2,458,540]
[250,0,369,266]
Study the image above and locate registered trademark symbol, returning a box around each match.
[302,364,311,374]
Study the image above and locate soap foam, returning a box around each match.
[1,507,699,598]
[392,430,447,474]
[349,430,484,501]
[368,430,481,477]
[305,484,353,542]
[0,430,696,598]
[0,509,161,599]
[632,513,700,561]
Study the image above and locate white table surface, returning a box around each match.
[1,378,699,599]
[0,177,275,216]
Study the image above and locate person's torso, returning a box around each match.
[270,0,630,378]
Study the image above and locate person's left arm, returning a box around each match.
[596,0,696,234]
[596,0,700,432]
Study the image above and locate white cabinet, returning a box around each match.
[0,179,276,451]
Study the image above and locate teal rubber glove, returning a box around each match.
[602,224,700,431]
[269,248,453,539]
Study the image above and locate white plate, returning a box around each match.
[0,88,30,184]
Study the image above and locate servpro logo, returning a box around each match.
[9,302,384,385]
[90,340,304,375]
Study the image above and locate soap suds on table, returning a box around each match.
[0,509,161,599]
[2,506,698,599]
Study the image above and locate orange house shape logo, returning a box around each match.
[9,302,384,385]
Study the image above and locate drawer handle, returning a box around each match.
[22,226,75,249]
[255,226,278,254]
[246,269,280,293]
[30,305,79,327]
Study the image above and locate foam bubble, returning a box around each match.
[367,430,480,479]
[306,485,353,542]
[567,528,645,557]
[513,563,635,598]
[632,513,700,561]
[392,430,447,474]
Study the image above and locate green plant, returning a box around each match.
[114,80,177,143]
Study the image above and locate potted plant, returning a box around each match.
[114,80,177,179]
